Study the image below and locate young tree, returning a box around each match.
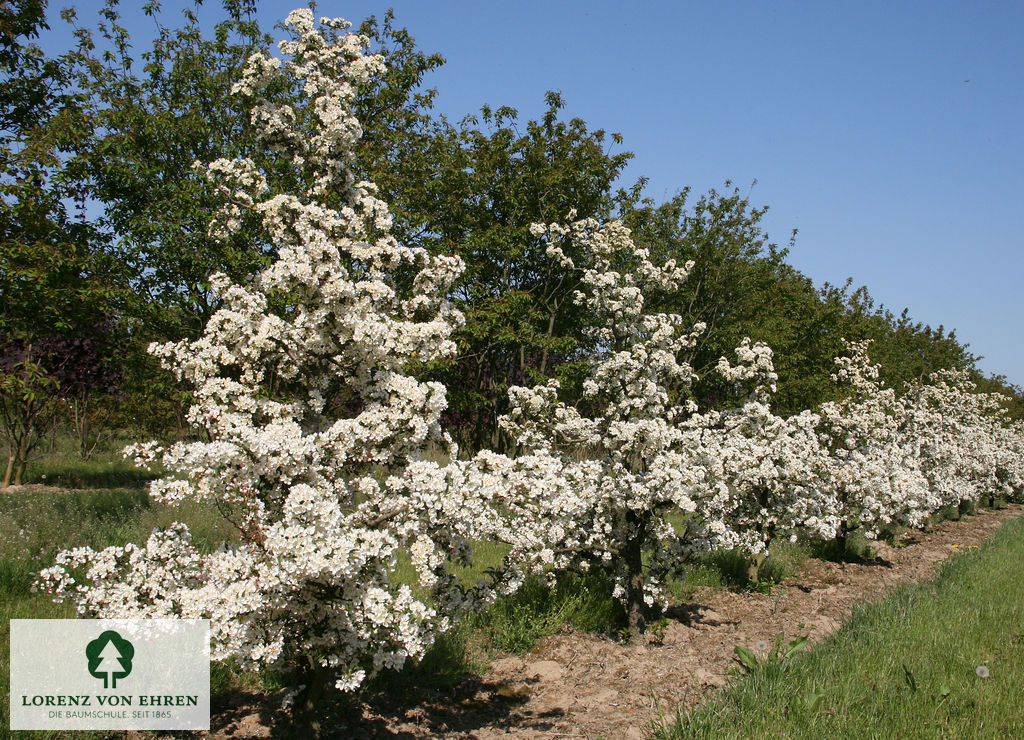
[687,341,833,581]
[0,204,117,482]
[0,349,58,487]
[816,341,934,553]
[484,214,711,635]
[43,2,450,436]
[39,12,515,724]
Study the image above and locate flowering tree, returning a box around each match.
[689,341,834,580]
[816,341,935,552]
[38,10,513,716]
[483,214,714,634]
[993,418,1024,503]
[902,368,1021,512]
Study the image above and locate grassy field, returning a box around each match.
[655,513,1024,739]
[0,481,240,738]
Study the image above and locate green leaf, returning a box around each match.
[783,635,808,659]
[804,691,825,713]
[733,645,759,672]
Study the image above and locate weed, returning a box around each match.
[733,632,808,675]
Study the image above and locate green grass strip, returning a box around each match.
[657,512,1024,740]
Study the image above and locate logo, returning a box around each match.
[11,619,209,731]
[85,630,135,689]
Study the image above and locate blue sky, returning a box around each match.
[41,1,1024,386]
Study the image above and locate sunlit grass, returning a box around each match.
[655,513,1024,739]
[19,430,161,489]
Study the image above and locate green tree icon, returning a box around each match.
[86,630,134,689]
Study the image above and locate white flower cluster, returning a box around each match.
[900,367,1024,513]
[811,340,933,541]
[38,11,513,693]
[690,338,834,556]
[688,337,1024,558]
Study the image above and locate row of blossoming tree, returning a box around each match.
[38,11,1024,715]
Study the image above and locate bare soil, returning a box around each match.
[208,504,1024,739]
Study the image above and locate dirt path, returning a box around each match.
[212,504,1024,739]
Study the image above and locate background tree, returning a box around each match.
[1,0,121,481]
[623,184,999,416]
[414,94,635,450]
[53,0,274,341]
[626,184,833,413]
[55,2,447,331]
[1,0,57,134]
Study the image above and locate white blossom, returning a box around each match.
[38,11,509,692]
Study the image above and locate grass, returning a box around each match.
[18,430,162,490]
[655,512,1024,739]
[473,571,627,653]
[0,482,239,737]
[668,540,810,601]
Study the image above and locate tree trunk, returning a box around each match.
[539,303,558,376]
[623,510,652,636]
[747,552,767,584]
[291,663,332,737]
[15,431,32,486]
[3,453,13,489]
[836,521,849,557]
[75,395,91,459]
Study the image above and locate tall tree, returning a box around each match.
[53,2,447,341]
[415,94,635,450]
[43,2,448,431]
[1,0,120,482]
[1,0,57,133]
